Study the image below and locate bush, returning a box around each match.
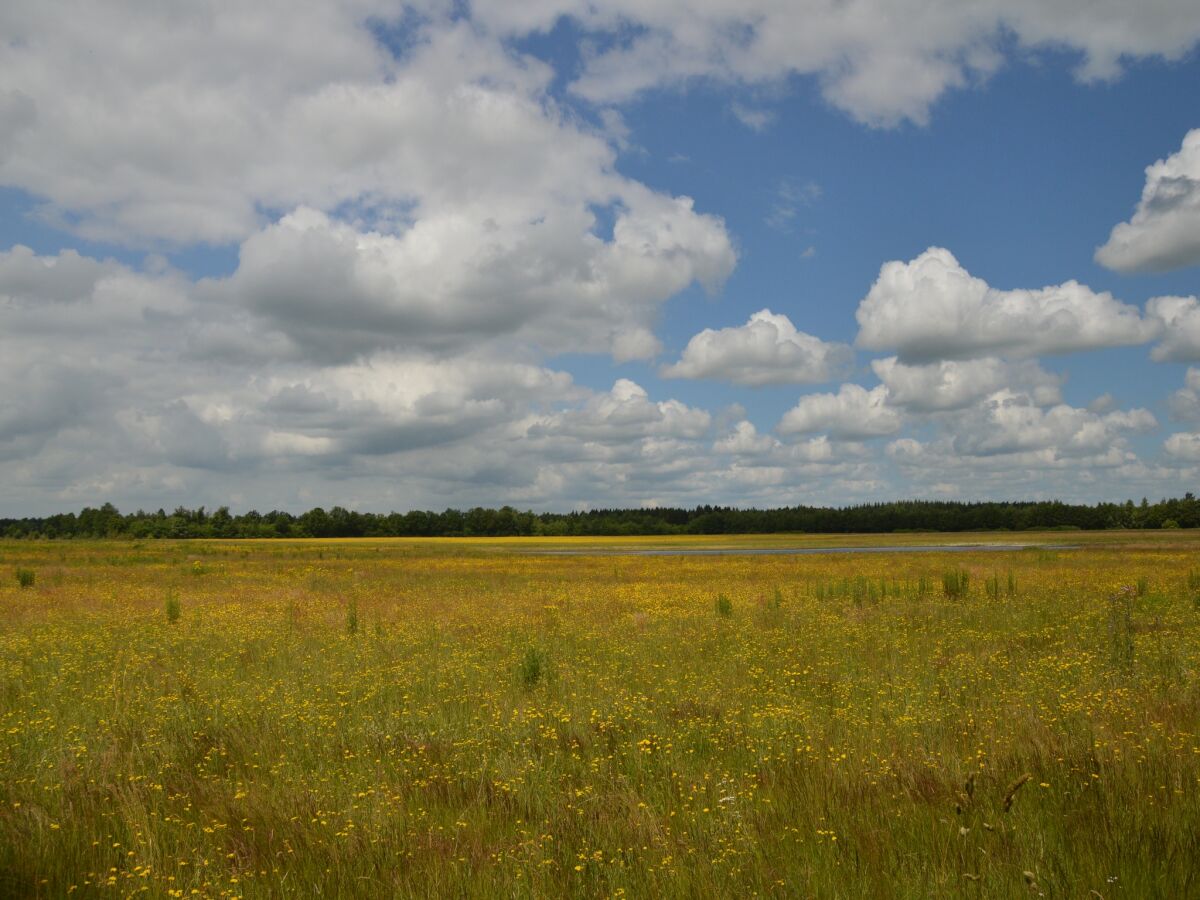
[346,599,358,636]
[985,573,1000,600]
[165,594,181,623]
[519,646,547,689]
[14,568,34,589]
[715,593,733,617]
[942,569,969,599]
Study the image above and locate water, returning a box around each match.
[521,543,1070,557]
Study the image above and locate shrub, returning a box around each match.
[850,576,872,607]
[14,568,35,589]
[346,599,358,636]
[519,646,546,689]
[714,593,733,617]
[165,594,181,623]
[985,574,1000,601]
[942,569,969,599]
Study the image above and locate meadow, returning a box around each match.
[1,532,1198,898]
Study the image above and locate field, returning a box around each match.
[1,532,1199,898]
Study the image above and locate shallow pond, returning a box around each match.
[521,543,1072,556]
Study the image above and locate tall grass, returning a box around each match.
[519,645,548,689]
[942,567,969,599]
[0,534,1198,897]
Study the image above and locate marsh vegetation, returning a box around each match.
[0,533,1197,897]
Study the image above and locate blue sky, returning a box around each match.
[1,2,1199,514]
[599,51,1200,419]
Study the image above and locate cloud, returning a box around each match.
[1165,432,1200,461]
[2,3,1199,513]
[118,401,237,472]
[778,384,901,439]
[883,389,1155,490]
[713,422,867,473]
[941,390,1156,458]
[0,246,195,358]
[765,178,821,231]
[871,356,1062,411]
[889,436,1131,481]
[875,385,1165,500]
[1096,129,1200,272]
[0,362,119,461]
[1147,295,1200,362]
[713,420,779,455]
[731,103,775,132]
[245,356,580,459]
[0,238,1185,510]
[855,247,1158,361]
[2,2,1194,256]
[0,244,590,486]
[470,0,1200,126]
[0,7,738,282]
[0,245,122,304]
[530,379,712,445]
[662,309,852,386]
[211,196,732,364]
[1169,368,1200,423]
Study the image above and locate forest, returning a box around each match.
[2,494,1198,539]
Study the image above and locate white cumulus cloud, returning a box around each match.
[214,196,732,364]
[1096,129,1200,272]
[1169,368,1200,423]
[855,247,1158,361]
[778,384,901,439]
[1165,432,1200,461]
[871,356,1062,411]
[1147,295,1200,362]
[943,390,1156,458]
[661,309,852,386]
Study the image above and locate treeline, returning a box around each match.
[1,494,1198,539]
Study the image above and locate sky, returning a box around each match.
[2,2,1200,515]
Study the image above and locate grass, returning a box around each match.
[519,645,548,689]
[0,531,1198,897]
[942,567,970,599]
